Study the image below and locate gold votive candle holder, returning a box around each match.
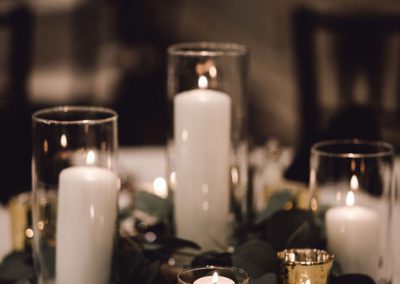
[277,248,334,284]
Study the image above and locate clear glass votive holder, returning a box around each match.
[277,248,334,284]
[167,42,249,251]
[309,140,394,283]
[177,266,249,284]
[32,106,119,284]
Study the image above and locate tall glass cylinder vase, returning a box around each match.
[309,140,394,284]
[167,42,249,251]
[32,106,119,284]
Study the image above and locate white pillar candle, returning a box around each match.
[174,81,231,251]
[325,191,379,276]
[193,272,235,284]
[56,166,119,284]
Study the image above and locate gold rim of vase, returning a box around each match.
[277,248,334,266]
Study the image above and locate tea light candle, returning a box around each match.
[193,272,235,284]
[325,191,379,276]
[174,76,231,250]
[56,166,119,284]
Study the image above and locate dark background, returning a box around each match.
[1,0,400,202]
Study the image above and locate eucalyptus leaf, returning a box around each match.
[0,252,34,284]
[136,236,201,262]
[261,209,313,251]
[134,191,172,222]
[252,273,278,284]
[255,191,292,226]
[232,239,278,279]
[286,217,321,249]
[114,237,167,284]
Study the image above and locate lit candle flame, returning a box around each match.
[60,134,68,148]
[350,175,359,190]
[153,177,168,198]
[346,190,355,206]
[86,150,96,165]
[198,75,208,89]
[212,272,219,284]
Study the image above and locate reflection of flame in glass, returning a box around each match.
[231,167,239,185]
[60,134,68,148]
[209,66,217,78]
[86,150,96,164]
[90,205,95,219]
[25,228,34,238]
[181,130,188,141]
[212,272,219,284]
[170,172,176,187]
[350,175,359,190]
[346,191,355,206]
[310,198,318,211]
[43,139,48,153]
[198,75,208,89]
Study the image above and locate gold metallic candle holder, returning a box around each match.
[277,249,334,284]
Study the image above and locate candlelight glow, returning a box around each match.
[350,175,359,190]
[153,177,168,198]
[25,228,34,238]
[181,130,188,141]
[86,150,96,164]
[43,139,48,153]
[60,134,68,148]
[209,66,217,78]
[212,272,218,284]
[170,172,176,188]
[198,75,208,89]
[231,167,239,185]
[346,191,355,206]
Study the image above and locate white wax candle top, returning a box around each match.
[193,275,235,284]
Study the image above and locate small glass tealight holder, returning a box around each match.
[277,248,334,284]
[177,266,249,284]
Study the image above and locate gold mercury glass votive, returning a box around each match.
[277,249,334,284]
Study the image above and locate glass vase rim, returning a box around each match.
[32,106,118,125]
[311,139,394,158]
[168,42,248,57]
[277,248,334,266]
[177,265,249,282]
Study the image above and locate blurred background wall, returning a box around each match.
[1,0,400,201]
[22,0,302,145]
